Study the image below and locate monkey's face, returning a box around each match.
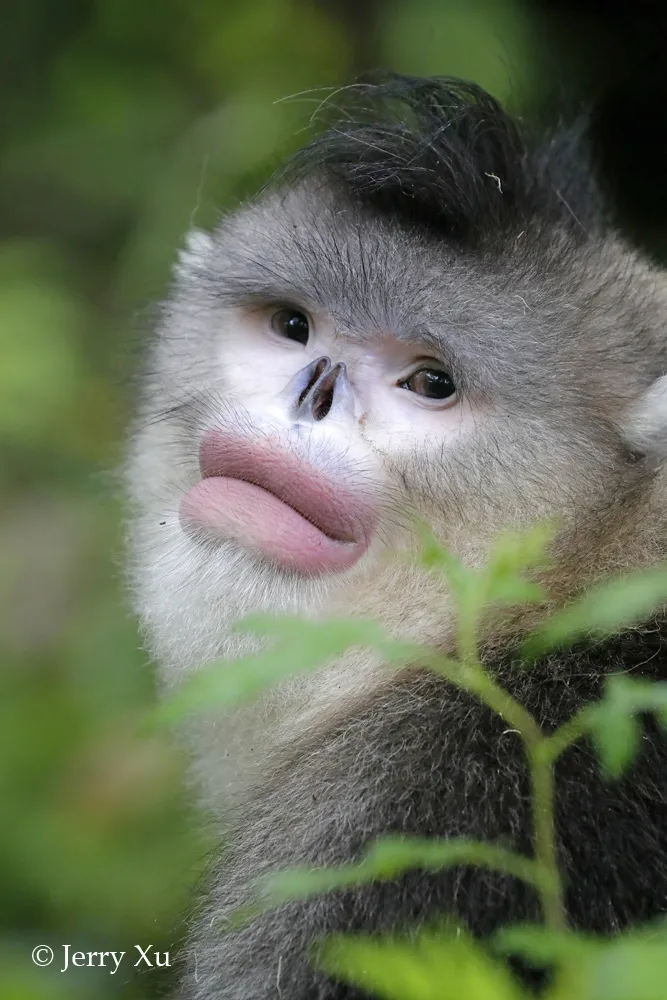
[127,185,658,674]
[177,302,477,579]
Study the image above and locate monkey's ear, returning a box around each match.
[622,375,667,459]
[175,228,214,278]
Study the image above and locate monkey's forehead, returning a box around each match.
[199,180,570,338]
[212,182,460,319]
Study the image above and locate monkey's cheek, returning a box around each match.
[179,478,369,577]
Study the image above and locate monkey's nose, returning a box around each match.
[288,357,353,424]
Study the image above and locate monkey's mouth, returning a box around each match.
[179,431,375,576]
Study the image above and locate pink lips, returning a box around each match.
[179,431,375,576]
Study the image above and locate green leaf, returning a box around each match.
[233,611,379,641]
[603,675,667,718]
[415,522,475,597]
[495,924,599,967]
[586,675,667,779]
[417,522,551,617]
[486,578,546,607]
[497,922,667,1000]
[589,704,640,780]
[259,836,546,907]
[590,935,667,1000]
[240,613,425,667]
[483,523,554,602]
[320,929,527,1000]
[523,568,667,658]
[151,616,417,726]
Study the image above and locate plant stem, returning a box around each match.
[455,612,567,931]
[463,667,543,750]
[543,705,593,764]
[456,610,542,748]
[530,743,567,931]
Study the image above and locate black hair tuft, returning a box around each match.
[285,73,607,247]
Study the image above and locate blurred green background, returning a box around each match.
[0,2,664,998]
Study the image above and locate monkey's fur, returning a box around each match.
[126,76,667,998]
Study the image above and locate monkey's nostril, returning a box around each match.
[297,357,330,408]
[293,360,349,423]
[312,383,334,421]
[310,362,348,421]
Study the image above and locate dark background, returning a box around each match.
[1,2,665,998]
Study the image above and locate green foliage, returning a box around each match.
[163,528,667,1000]
[154,615,417,725]
[587,675,667,778]
[524,568,667,658]
[381,0,542,106]
[320,928,526,1000]
[318,920,667,1000]
[417,521,552,619]
[497,922,667,1000]
[260,837,548,908]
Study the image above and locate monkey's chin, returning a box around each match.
[180,477,370,577]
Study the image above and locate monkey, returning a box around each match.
[125,74,667,998]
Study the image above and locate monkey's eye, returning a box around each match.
[271,308,310,346]
[400,368,456,401]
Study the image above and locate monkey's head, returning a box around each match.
[126,76,667,679]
